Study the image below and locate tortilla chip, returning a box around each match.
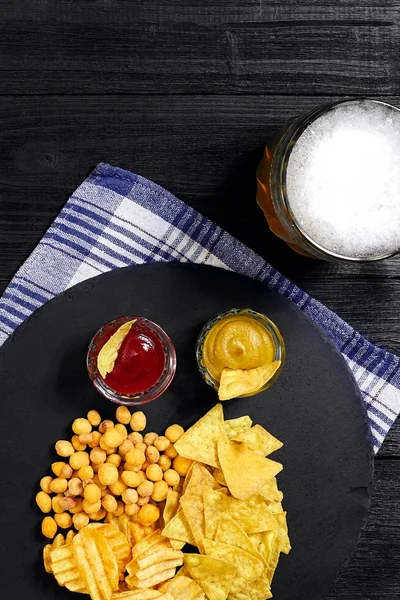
[248,531,277,566]
[231,424,283,457]
[184,554,236,600]
[159,574,205,600]
[182,462,196,493]
[203,489,277,538]
[224,416,252,439]
[228,572,272,600]
[215,515,265,565]
[163,491,181,526]
[174,405,224,468]
[218,362,281,401]
[97,320,135,378]
[162,510,196,546]
[274,512,291,555]
[203,539,263,594]
[267,501,283,514]
[217,436,283,500]
[258,477,283,503]
[212,469,226,486]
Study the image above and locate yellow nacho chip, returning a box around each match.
[174,405,224,468]
[258,477,284,503]
[212,469,226,486]
[248,531,277,566]
[160,574,206,600]
[203,489,277,538]
[228,572,272,600]
[217,436,283,500]
[224,416,253,439]
[184,554,237,600]
[215,515,265,565]
[162,510,196,546]
[97,320,135,378]
[203,539,263,594]
[163,491,181,525]
[274,512,291,554]
[231,424,283,456]
[218,362,281,401]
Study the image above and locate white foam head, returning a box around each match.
[285,100,400,259]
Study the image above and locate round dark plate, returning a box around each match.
[0,263,373,600]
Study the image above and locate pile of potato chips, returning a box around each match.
[41,404,289,600]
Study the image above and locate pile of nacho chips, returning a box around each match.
[163,404,290,600]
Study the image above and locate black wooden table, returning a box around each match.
[0,1,399,598]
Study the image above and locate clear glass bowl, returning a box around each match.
[196,308,285,397]
[87,316,176,406]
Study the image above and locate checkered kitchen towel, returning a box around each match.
[1,163,399,452]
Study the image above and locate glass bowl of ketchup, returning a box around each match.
[87,316,176,405]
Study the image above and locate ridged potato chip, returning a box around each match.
[112,591,167,600]
[184,554,237,600]
[73,526,119,600]
[43,533,65,574]
[50,542,87,593]
[86,523,131,573]
[174,404,224,468]
[127,567,177,589]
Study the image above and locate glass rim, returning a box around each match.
[195,308,285,397]
[271,97,400,262]
[87,315,176,406]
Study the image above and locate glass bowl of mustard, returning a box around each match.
[196,308,285,399]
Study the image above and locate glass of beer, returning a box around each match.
[257,99,400,261]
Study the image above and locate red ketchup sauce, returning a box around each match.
[96,322,166,394]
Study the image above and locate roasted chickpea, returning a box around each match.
[135,442,147,454]
[119,439,134,456]
[128,432,143,445]
[36,491,52,513]
[164,445,178,459]
[72,418,92,435]
[77,465,94,480]
[69,498,84,515]
[78,433,93,445]
[137,480,154,498]
[121,471,142,487]
[40,476,53,494]
[49,478,68,494]
[51,495,64,514]
[126,448,145,467]
[165,424,184,443]
[143,432,158,446]
[83,499,102,514]
[72,435,86,452]
[66,529,76,542]
[164,469,180,487]
[115,424,128,440]
[130,411,146,432]
[58,496,79,512]
[92,474,107,491]
[116,406,131,424]
[42,516,57,538]
[68,477,84,497]
[146,446,160,464]
[59,464,74,479]
[124,463,141,472]
[54,512,73,529]
[108,478,127,496]
[98,463,119,486]
[102,428,124,449]
[137,495,150,506]
[70,451,90,471]
[99,420,114,434]
[73,512,90,530]
[90,447,107,465]
[173,456,193,477]
[114,500,125,517]
[158,455,171,472]
[84,483,102,504]
[137,504,160,526]
[151,480,169,502]
[146,464,163,482]
[88,431,102,448]
[87,410,101,426]
[55,440,74,457]
[153,436,170,452]
[51,462,66,477]
[102,494,118,513]
[122,488,139,505]
[90,507,107,521]
[106,453,122,467]
[141,460,151,471]
[125,503,140,517]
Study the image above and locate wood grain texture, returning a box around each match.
[0,1,399,596]
[0,0,400,95]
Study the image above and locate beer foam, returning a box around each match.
[286,100,400,259]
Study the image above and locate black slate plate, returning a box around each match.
[0,263,373,600]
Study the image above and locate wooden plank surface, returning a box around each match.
[0,0,400,95]
[0,1,399,598]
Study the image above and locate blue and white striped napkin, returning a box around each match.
[1,162,399,453]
